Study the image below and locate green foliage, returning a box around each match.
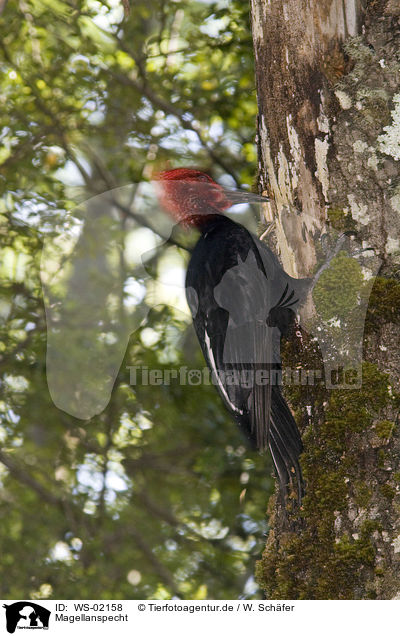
[0,0,266,600]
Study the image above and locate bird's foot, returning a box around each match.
[259,222,275,241]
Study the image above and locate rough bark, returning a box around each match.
[251,0,400,599]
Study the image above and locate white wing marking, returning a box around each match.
[204,331,244,415]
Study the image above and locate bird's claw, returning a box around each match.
[259,222,275,241]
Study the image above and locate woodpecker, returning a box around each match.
[157,168,309,499]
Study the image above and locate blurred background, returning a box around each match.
[0,0,275,599]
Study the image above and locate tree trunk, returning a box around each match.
[251,0,400,599]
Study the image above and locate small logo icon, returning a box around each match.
[2,602,50,634]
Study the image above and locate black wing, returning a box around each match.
[186,215,304,498]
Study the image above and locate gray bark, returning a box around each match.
[251,0,400,599]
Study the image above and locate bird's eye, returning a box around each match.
[196,175,210,182]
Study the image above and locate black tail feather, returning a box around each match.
[269,387,304,501]
[235,385,304,502]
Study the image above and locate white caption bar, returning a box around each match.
[0,600,398,636]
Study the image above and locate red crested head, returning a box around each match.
[155,168,232,227]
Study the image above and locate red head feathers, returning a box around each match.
[155,168,232,227]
